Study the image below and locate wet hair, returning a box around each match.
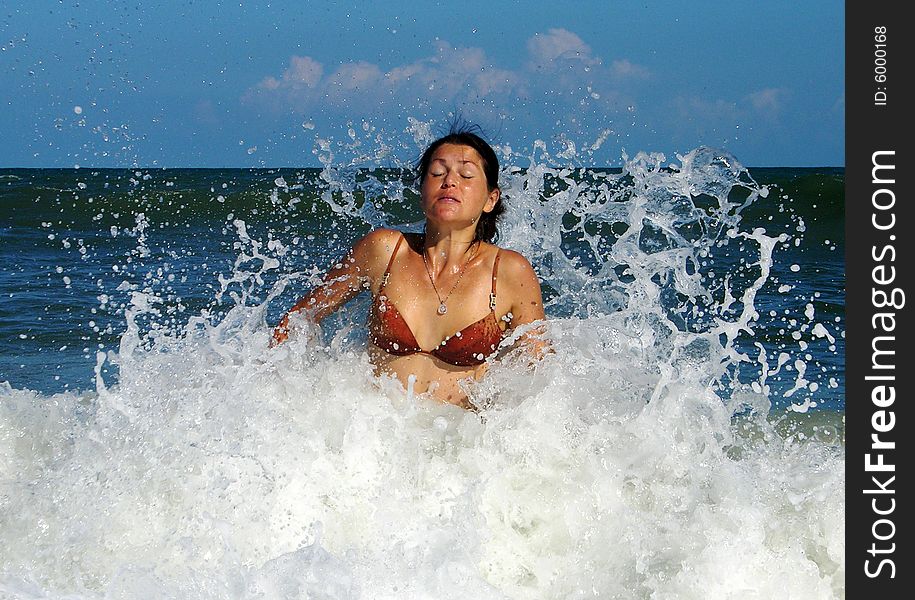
[416,124,504,244]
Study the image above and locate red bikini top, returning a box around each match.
[369,234,505,367]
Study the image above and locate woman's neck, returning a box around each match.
[422,227,479,273]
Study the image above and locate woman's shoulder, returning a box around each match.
[352,228,404,258]
[340,229,407,280]
[489,246,540,296]
[492,246,537,278]
[358,227,402,246]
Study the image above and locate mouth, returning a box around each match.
[438,195,460,203]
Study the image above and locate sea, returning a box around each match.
[0,144,844,598]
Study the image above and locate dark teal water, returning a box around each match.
[0,166,844,411]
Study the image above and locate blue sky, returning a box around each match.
[1,0,844,167]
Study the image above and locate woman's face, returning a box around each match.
[420,143,499,228]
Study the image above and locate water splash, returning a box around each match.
[0,131,844,598]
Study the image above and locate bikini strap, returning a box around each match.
[380,233,405,290]
[489,249,501,310]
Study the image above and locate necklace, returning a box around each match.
[421,242,476,315]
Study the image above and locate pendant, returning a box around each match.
[437,303,448,315]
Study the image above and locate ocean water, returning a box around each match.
[0,144,844,598]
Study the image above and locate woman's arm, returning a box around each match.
[271,228,397,344]
[500,250,550,357]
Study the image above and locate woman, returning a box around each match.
[272,128,545,409]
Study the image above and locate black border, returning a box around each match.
[846,1,910,594]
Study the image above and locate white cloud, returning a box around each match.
[327,61,382,94]
[242,30,647,119]
[526,28,600,71]
[257,55,323,91]
[746,88,788,115]
[669,95,741,132]
[609,59,650,81]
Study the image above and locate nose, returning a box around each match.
[442,169,458,187]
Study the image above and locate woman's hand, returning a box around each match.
[271,308,322,347]
[271,314,293,345]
